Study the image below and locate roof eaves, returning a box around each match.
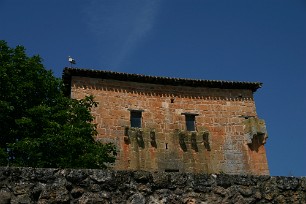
[62,67,263,92]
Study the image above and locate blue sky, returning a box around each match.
[1,0,305,176]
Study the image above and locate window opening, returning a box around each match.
[185,115,195,131]
[165,169,179,172]
[181,113,199,131]
[129,110,143,128]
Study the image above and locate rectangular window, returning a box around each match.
[182,113,199,131]
[185,115,195,131]
[130,110,142,128]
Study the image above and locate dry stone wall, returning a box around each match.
[0,167,305,203]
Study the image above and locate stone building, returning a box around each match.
[63,68,269,175]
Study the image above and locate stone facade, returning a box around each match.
[1,167,305,203]
[63,68,269,175]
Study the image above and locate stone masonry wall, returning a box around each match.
[71,76,269,175]
[0,167,305,203]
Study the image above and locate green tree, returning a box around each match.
[0,40,116,168]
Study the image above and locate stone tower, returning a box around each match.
[63,68,269,175]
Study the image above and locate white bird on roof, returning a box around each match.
[68,56,76,67]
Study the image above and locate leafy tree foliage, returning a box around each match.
[0,40,116,168]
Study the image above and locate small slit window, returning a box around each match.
[165,169,179,173]
[182,113,199,131]
[129,110,143,128]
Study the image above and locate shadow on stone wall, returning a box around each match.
[0,167,305,203]
[73,77,255,102]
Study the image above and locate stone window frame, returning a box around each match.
[181,112,199,131]
[128,109,144,128]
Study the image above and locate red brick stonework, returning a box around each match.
[63,68,269,175]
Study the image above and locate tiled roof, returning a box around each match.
[62,67,262,92]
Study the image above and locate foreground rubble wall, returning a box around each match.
[0,167,305,203]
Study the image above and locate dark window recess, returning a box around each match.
[182,113,198,131]
[165,169,179,172]
[185,114,196,131]
[130,111,142,128]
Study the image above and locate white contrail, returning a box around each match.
[83,0,161,69]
